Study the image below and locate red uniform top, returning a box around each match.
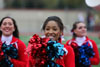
[27,41,75,67]
[0,36,28,67]
[66,36,99,66]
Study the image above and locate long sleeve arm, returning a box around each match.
[11,40,28,67]
[64,45,75,67]
[89,40,99,65]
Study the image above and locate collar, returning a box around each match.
[76,36,86,43]
[75,36,86,46]
[71,36,89,41]
[1,35,13,45]
[71,36,90,46]
[0,35,18,45]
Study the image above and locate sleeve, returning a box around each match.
[63,45,75,67]
[11,40,28,67]
[89,40,99,65]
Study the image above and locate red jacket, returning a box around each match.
[27,42,75,67]
[0,36,28,67]
[66,36,99,66]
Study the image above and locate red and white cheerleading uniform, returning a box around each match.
[66,36,99,67]
[0,35,28,67]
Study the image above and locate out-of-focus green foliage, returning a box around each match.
[3,0,87,9]
[42,0,59,9]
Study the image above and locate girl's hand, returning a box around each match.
[8,56,11,60]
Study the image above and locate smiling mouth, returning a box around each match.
[5,29,10,32]
[48,36,55,40]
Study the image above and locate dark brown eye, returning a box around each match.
[8,22,13,25]
[79,26,82,29]
[45,28,50,31]
[53,28,57,31]
[2,22,7,25]
[53,26,57,31]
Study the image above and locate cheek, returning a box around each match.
[75,29,81,33]
[12,27,15,31]
[44,31,48,36]
[84,29,87,32]
[74,30,81,35]
[55,32,61,37]
[0,25,4,29]
[55,32,58,34]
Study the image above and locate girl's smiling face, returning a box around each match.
[0,18,15,36]
[44,20,62,41]
[74,23,87,37]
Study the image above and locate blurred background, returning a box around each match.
[0,0,100,34]
[0,0,100,66]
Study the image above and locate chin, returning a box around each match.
[50,38,55,41]
[80,35,86,37]
[3,34,12,36]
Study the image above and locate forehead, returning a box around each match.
[3,18,13,23]
[77,23,86,27]
[46,21,58,27]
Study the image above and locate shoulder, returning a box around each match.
[89,39,96,43]
[86,36,95,43]
[89,39,97,48]
[64,45,74,53]
[86,37,97,48]
[13,37,26,48]
[86,37,96,45]
[65,39,72,45]
[18,39,25,44]
[63,45,75,60]
[66,40,71,43]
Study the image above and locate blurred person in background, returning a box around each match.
[86,11,95,31]
[66,21,99,67]
[77,13,85,23]
[85,1,100,61]
[0,16,28,67]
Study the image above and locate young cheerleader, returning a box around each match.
[66,21,99,67]
[0,16,28,67]
[27,16,75,67]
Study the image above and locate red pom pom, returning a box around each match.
[26,34,50,66]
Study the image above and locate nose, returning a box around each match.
[82,27,87,32]
[49,29,53,34]
[5,24,10,27]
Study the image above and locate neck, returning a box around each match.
[76,36,86,42]
[2,34,13,38]
[1,35,13,45]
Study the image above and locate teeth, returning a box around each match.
[48,36,54,40]
[5,29,9,32]
[49,36,54,38]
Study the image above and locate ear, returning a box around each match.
[73,29,77,34]
[60,31,63,36]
